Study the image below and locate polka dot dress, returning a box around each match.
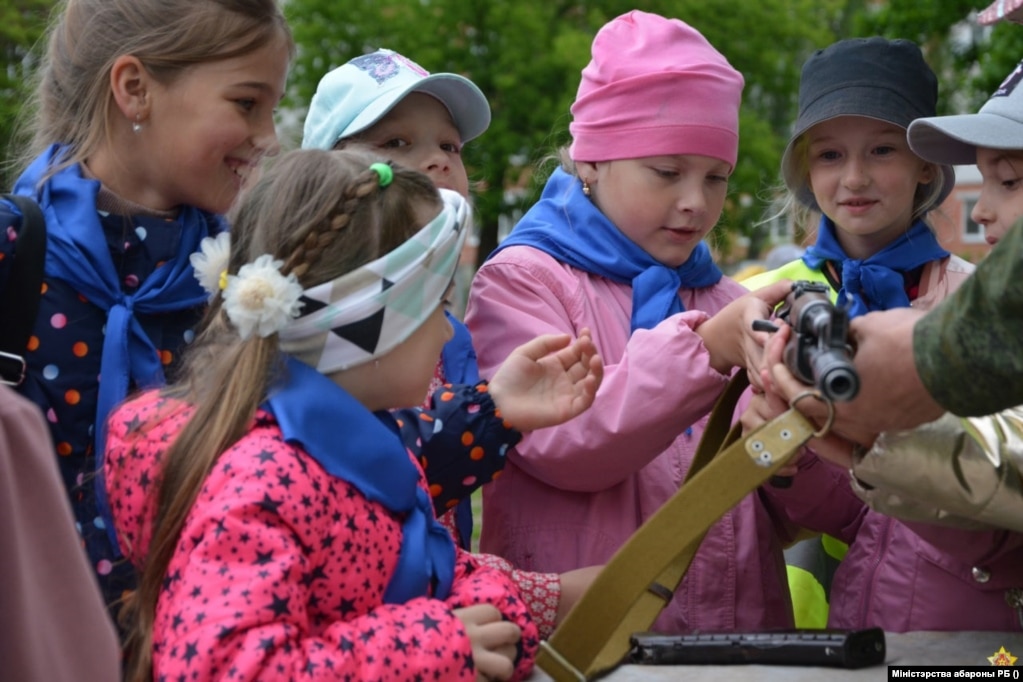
[2,205,207,613]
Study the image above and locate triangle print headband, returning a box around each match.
[279,187,471,374]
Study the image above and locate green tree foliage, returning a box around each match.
[969,22,1023,102]
[854,0,1023,112]
[0,0,51,188]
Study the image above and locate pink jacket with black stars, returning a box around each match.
[105,390,538,681]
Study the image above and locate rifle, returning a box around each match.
[755,280,859,402]
[777,280,859,402]
[754,281,859,488]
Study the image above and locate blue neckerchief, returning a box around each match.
[439,313,479,549]
[802,215,949,318]
[13,144,223,549]
[441,313,480,384]
[264,357,455,603]
[492,168,722,332]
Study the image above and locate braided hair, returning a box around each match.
[119,148,440,681]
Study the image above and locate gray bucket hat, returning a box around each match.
[781,37,955,211]
[908,61,1023,165]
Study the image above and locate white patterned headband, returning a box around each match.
[278,187,470,373]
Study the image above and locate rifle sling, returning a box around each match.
[537,373,815,681]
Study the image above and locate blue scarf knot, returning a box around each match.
[13,144,223,456]
[801,215,949,318]
[265,357,456,603]
[491,168,722,332]
[13,144,224,551]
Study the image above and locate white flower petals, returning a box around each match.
[222,255,304,339]
[190,232,231,299]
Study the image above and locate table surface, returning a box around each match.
[527,631,1023,681]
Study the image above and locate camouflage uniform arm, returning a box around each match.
[914,222,1023,416]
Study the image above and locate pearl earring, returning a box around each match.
[132,115,142,134]
[582,180,591,197]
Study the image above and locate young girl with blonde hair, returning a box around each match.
[105,148,603,680]
[745,37,1023,633]
[0,0,292,612]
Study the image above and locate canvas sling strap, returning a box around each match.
[537,372,824,681]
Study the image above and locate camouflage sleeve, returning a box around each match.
[914,222,1023,416]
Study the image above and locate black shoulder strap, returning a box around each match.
[0,193,47,385]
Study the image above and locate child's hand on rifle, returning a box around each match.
[696,280,791,377]
[739,322,799,478]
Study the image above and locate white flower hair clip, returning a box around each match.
[222,255,305,339]
[190,232,232,299]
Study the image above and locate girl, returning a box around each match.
[464,10,792,633]
[0,0,291,610]
[302,48,601,639]
[105,149,604,681]
[745,38,1023,632]
[303,47,492,540]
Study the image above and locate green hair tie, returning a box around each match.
[369,162,393,187]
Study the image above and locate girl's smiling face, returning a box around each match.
[805,116,936,259]
[94,36,290,214]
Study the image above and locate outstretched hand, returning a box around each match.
[486,328,603,432]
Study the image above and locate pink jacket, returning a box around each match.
[105,390,539,680]
[768,453,1023,631]
[761,254,1023,631]
[465,245,794,633]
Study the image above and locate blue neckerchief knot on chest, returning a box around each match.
[263,357,455,603]
[801,215,949,318]
[13,143,224,552]
[492,168,723,332]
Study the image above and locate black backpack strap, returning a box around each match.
[0,193,47,386]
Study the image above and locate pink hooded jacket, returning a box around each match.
[465,245,795,633]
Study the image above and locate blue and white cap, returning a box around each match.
[302,49,491,151]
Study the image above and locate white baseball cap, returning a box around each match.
[908,60,1023,165]
[302,49,491,151]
